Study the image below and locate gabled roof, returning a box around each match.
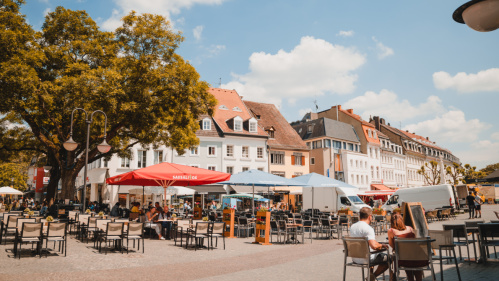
[397,129,444,150]
[195,114,223,138]
[244,101,308,151]
[209,88,267,137]
[292,117,360,143]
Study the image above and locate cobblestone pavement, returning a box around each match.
[1,205,498,281]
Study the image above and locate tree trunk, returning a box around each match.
[45,166,61,203]
[60,169,77,200]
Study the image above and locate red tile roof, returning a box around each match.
[209,88,268,137]
[244,101,309,151]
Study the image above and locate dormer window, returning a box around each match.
[307,125,313,133]
[367,129,372,138]
[202,118,211,130]
[373,131,377,139]
[234,117,242,131]
[233,106,242,112]
[249,121,257,133]
[219,105,228,110]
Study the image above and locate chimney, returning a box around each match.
[372,116,381,130]
[426,137,429,140]
[380,118,385,125]
[337,105,342,110]
[406,130,409,132]
[347,109,353,114]
[388,123,390,126]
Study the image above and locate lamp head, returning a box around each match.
[453,0,499,32]
[97,139,111,153]
[63,137,78,151]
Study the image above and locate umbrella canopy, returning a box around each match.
[106,162,230,187]
[224,193,263,199]
[0,186,24,195]
[219,169,304,186]
[293,173,357,188]
[128,186,164,195]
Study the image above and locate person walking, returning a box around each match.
[474,193,483,218]
[466,192,475,219]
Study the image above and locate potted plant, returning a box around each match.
[46,216,54,222]
[338,207,353,215]
[85,209,91,214]
[373,207,386,216]
[98,211,104,217]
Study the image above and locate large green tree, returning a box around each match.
[0,1,216,201]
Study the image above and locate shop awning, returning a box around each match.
[371,184,392,191]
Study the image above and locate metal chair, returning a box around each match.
[443,224,475,262]
[14,222,43,259]
[98,222,124,254]
[187,222,210,251]
[269,221,282,243]
[237,217,252,238]
[124,222,144,254]
[393,237,436,281]
[44,222,67,257]
[478,223,499,264]
[208,222,225,250]
[342,236,390,281]
[428,230,461,281]
[3,215,21,245]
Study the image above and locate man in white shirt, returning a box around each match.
[350,207,390,280]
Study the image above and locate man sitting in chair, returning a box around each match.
[350,207,391,280]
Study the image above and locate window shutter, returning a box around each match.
[301,156,305,166]
[291,155,295,165]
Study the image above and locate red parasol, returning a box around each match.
[106,162,231,207]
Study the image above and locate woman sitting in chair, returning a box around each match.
[145,207,164,240]
[388,213,427,281]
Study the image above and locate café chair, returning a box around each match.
[44,222,67,257]
[478,223,499,264]
[443,224,475,262]
[123,222,144,254]
[186,222,209,251]
[393,237,435,281]
[342,236,390,281]
[98,222,124,254]
[428,230,461,281]
[3,215,21,245]
[14,222,43,259]
[208,222,225,250]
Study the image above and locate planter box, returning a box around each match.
[373,210,387,216]
[337,210,353,216]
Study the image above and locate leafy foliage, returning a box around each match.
[0,1,216,200]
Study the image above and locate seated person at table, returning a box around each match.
[388,213,426,281]
[146,207,164,240]
[110,202,121,217]
[350,207,390,281]
[130,202,140,213]
[157,207,172,240]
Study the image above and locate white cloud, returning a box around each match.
[337,30,354,37]
[43,8,51,17]
[206,44,225,57]
[222,36,366,106]
[298,108,312,118]
[433,68,499,93]
[491,132,499,141]
[343,89,445,122]
[403,110,489,143]
[457,140,499,168]
[372,37,394,59]
[193,25,203,41]
[102,0,226,31]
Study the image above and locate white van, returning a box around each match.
[303,186,370,213]
[382,184,455,212]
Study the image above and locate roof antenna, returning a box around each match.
[218,78,222,88]
[313,99,319,113]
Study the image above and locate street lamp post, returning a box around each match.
[63,108,111,212]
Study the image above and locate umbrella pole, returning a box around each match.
[312,186,314,216]
[252,184,255,216]
[142,186,145,210]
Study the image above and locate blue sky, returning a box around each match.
[22,0,499,168]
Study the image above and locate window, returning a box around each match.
[242,146,249,158]
[307,125,313,133]
[233,106,242,112]
[325,139,331,148]
[226,145,234,157]
[208,146,216,156]
[207,165,216,171]
[257,147,264,159]
[371,166,374,178]
[226,166,234,174]
[190,147,199,156]
[154,150,163,164]
[348,143,354,151]
[202,118,211,130]
[376,166,380,179]
[272,171,285,177]
[219,105,228,110]
[190,164,200,168]
[103,159,108,168]
[368,129,372,138]
[356,160,359,168]
[350,159,353,167]
[343,142,346,149]
[242,167,249,172]
[234,120,242,131]
[373,131,377,139]
[270,151,285,165]
[249,121,257,133]
[293,153,303,165]
[137,150,147,168]
[267,130,275,138]
[120,157,130,168]
[333,140,342,149]
[310,157,315,165]
[258,167,264,171]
